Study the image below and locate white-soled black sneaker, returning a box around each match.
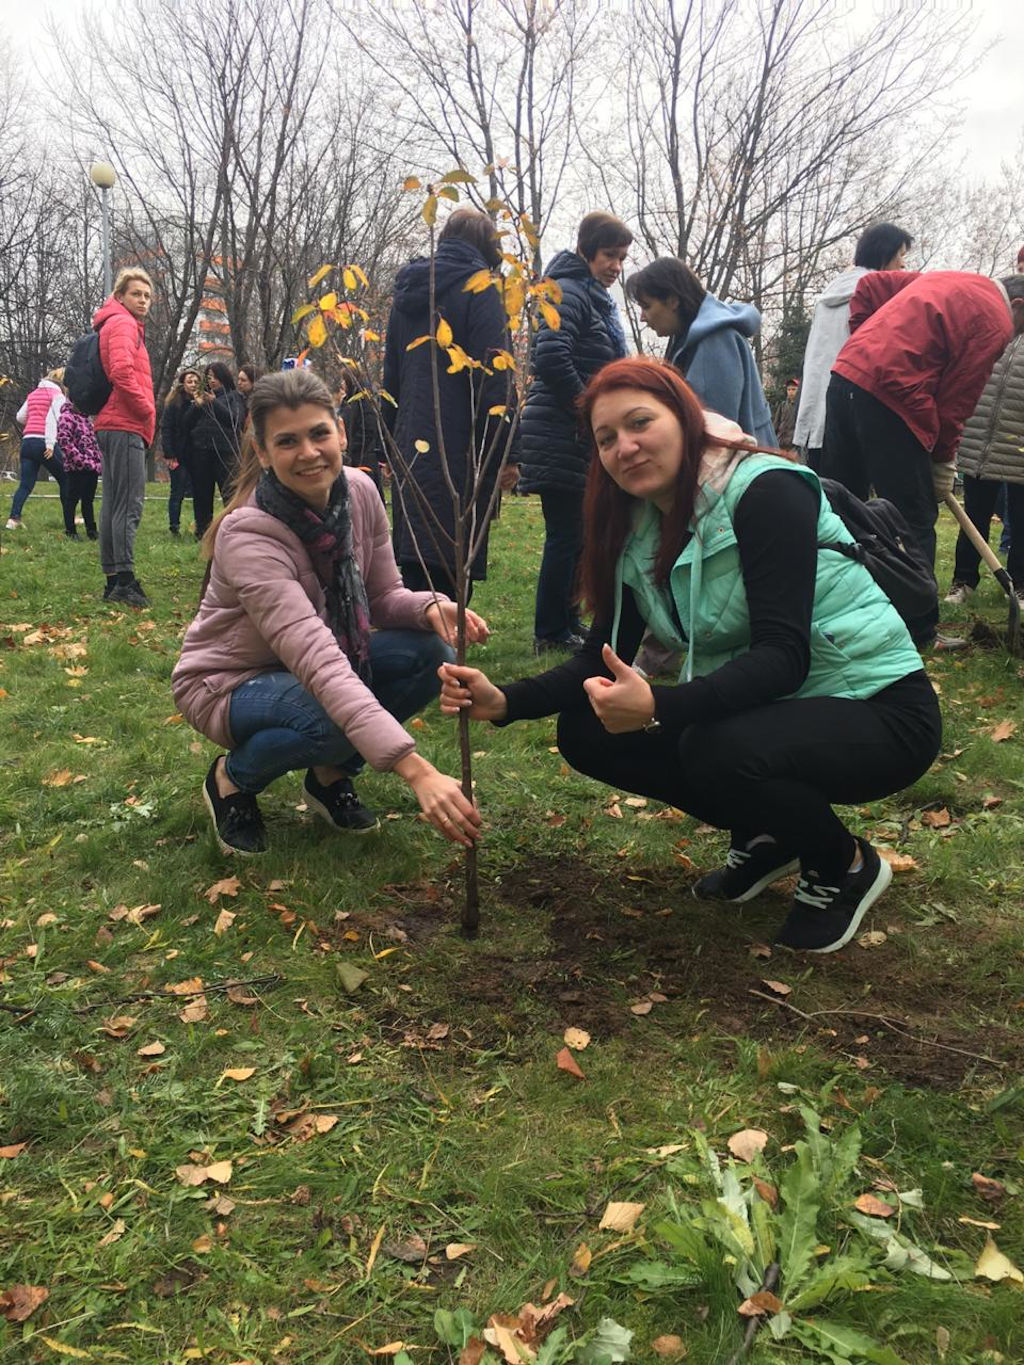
[303,771,379,833]
[774,838,892,953]
[692,839,800,903]
[203,758,267,856]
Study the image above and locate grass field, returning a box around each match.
[1,485,1023,1365]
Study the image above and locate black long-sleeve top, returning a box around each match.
[501,471,822,730]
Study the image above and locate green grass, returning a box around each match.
[1,485,1023,1364]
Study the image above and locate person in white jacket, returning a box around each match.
[7,371,67,529]
[795,224,913,470]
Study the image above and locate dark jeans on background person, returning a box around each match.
[168,461,194,533]
[994,482,1013,554]
[191,452,235,538]
[97,430,146,576]
[224,629,454,794]
[400,559,473,605]
[557,672,941,885]
[820,374,939,640]
[10,437,65,520]
[953,476,1024,589]
[61,470,99,537]
[534,488,585,642]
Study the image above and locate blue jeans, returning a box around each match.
[168,461,193,531]
[11,437,65,519]
[534,488,585,641]
[224,629,455,794]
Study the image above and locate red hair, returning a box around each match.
[578,358,708,618]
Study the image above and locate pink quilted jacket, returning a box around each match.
[171,471,448,771]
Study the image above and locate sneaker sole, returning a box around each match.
[805,857,893,954]
[303,789,380,835]
[693,857,800,904]
[202,780,265,857]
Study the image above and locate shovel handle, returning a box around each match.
[943,491,1007,578]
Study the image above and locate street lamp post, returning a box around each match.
[89,161,117,297]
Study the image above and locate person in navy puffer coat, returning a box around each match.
[519,212,632,651]
[384,209,518,602]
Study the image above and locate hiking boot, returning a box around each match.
[692,838,800,903]
[943,582,974,606]
[774,838,891,953]
[303,770,379,833]
[108,577,151,608]
[203,758,267,856]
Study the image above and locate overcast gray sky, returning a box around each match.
[4,0,1022,181]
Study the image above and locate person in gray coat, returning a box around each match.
[945,325,1024,603]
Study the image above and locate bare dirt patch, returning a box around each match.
[332,857,1023,1090]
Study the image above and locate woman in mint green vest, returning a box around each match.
[440,358,940,954]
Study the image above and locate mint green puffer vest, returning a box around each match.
[613,454,923,699]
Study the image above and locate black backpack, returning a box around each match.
[64,331,112,416]
[818,478,937,645]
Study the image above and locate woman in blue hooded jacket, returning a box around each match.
[626,259,776,446]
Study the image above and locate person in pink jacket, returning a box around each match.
[93,267,157,608]
[172,369,484,856]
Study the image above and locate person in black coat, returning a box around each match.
[519,211,632,651]
[334,363,386,498]
[185,361,247,538]
[383,209,517,601]
[161,368,200,535]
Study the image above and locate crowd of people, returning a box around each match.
[7,221,1024,955]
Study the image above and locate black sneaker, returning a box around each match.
[169,527,181,537]
[774,839,892,953]
[65,531,82,541]
[108,577,151,608]
[102,576,117,600]
[303,770,379,833]
[533,633,586,656]
[692,839,799,903]
[202,758,267,856]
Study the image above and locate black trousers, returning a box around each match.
[557,674,940,883]
[821,375,939,637]
[401,559,474,605]
[61,470,99,535]
[952,476,1024,589]
[191,452,235,538]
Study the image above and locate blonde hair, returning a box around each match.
[113,267,154,297]
[46,367,65,385]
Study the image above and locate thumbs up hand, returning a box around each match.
[582,643,657,734]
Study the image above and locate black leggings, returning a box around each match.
[61,470,99,535]
[191,452,236,537]
[557,673,941,882]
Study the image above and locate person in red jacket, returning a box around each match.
[821,270,1024,643]
[92,267,157,608]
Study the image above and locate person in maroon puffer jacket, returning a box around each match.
[92,266,157,608]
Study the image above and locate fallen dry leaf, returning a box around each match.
[563,1026,591,1051]
[982,794,1003,810]
[630,1000,653,1015]
[878,848,919,873]
[176,1160,232,1187]
[204,876,241,903]
[192,1234,213,1254]
[570,1242,592,1277]
[738,1290,784,1317]
[921,807,951,828]
[0,1143,27,1160]
[749,943,772,959]
[727,1129,769,1163]
[0,1284,49,1322]
[179,996,209,1024]
[459,1341,488,1365]
[136,1041,166,1058]
[226,985,259,1006]
[445,1242,476,1260]
[988,719,1017,743]
[651,1335,688,1360]
[975,1234,1024,1283]
[98,1218,126,1248]
[42,768,73,787]
[857,930,888,949]
[555,1046,585,1081]
[753,1177,779,1209]
[219,1067,255,1083]
[213,909,236,936]
[599,1201,645,1233]
[164,977,204,996]
[972,1172,1007,1203]
[100,1016,138,1039]
[854,1193,895,1218]
[959,1216,1000,1230]
[762,979,792,997]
